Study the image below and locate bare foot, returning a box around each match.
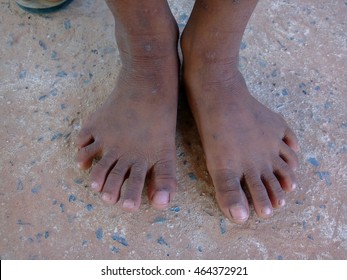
[76,1,179,211]
[181,0,300,223]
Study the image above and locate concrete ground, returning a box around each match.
[0,0,346,259]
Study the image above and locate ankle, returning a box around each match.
[181,28,240,81]
[118,25,179,76]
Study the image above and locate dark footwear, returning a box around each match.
[16,0,73,13]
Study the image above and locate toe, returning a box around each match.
[121,161,148,212]
[280,142,299,170]
[75,141,102,170]
[89,149,119,192]
[283,127,300,152]
[212,170,249,224]
[148,157,177,210]
[273,157,297,192]
[244,171,273,219]
[262,171,286,208]
[76,127,93,149]
[100,158,130,204]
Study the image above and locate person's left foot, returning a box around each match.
[181,31,300,224]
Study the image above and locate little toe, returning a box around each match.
[76,127,93,149]
[101,158,130,204]
[262,171,286,208]
[283,127,300,152]
[244,171,273,219]
[212,170,249,224]
[273,157,297,192]
[75,141,102,170]
[121,161,148,212]
[148,158,177,210]
[280,142,299,170]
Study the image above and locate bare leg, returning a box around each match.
[181,0,300,223]
[76,0,179,211]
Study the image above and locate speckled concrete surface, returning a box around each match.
[0,0,346,259]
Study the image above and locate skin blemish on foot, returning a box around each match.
[112,233,129,247]
[212,133,219,141]
[143,43,152,52]
[96,228,103,240]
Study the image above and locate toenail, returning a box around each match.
[292,183,297,190]
[122,199,135,209]
[91,182,99,190]
[261,206,273,216]
[278,199,286,207]
[153,191,170,206]
[102,193,111,202]
[230,206,248,222]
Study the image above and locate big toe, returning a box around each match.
[212,171,249,224]
[148,158,177,210]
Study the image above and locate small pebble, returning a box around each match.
[112,233,128,247]
[96,228,103,240]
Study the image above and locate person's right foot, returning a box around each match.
[76,1,180,211]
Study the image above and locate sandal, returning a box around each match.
[16,0,73,13]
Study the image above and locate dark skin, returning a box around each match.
[76,0,300,223]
